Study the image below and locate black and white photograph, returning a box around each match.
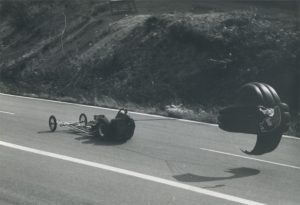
[0,0,299,204]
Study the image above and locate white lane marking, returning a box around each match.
[0,110,15,115]
[283,135,300,140]
[0,140,265,205]
[0,92,298,139]
[200,148,300,170]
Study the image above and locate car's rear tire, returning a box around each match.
[110,118,135,142]
[95,118,110,139]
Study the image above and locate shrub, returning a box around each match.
[0,0,31,30]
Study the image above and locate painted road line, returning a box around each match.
[0,92,298,139]
[200,147,300,170]
[0,140,265,205]
[0,110,15,115]
[282,135,300,140]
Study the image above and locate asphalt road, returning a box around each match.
[0,93,299,205]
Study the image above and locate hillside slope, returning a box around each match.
[0,1,299,135]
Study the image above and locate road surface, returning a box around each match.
[0,93,299,205]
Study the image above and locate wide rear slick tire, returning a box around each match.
[93,110,135,142]
[94,117,110,140]
[110,118,135,142]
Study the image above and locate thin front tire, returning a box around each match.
[49,115,57,132]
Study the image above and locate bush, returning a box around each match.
[0,0,31,30]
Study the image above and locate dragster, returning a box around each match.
[49,108,135,142]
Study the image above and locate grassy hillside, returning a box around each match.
[0,0,299,136]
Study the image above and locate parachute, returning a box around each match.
[218,82,291,155]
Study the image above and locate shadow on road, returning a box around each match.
[37,129,87,136]
[173,167,260,182]
[74,135,126,146]
[38,129,127,146]
[202,184,226,189]
[37,130,54,134]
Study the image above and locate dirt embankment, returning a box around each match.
[0,1,299,135]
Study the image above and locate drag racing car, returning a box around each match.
[48,108,135,142]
